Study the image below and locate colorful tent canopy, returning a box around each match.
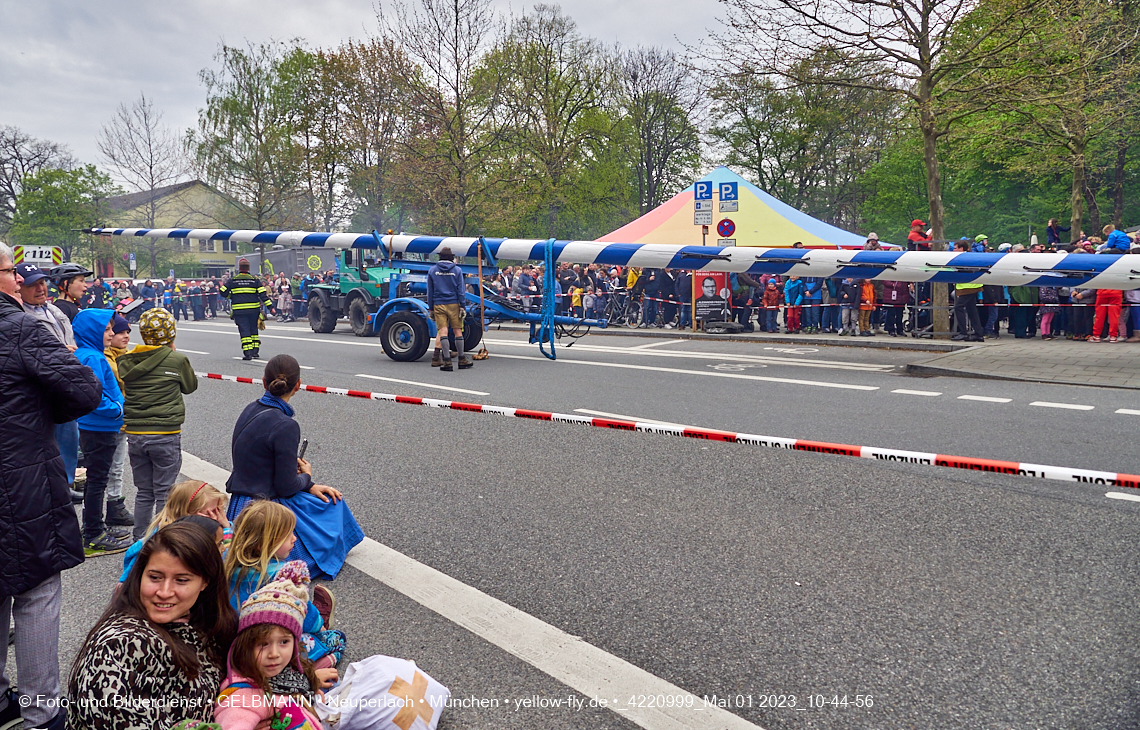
[598,166,879,249]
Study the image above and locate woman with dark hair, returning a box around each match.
[67,522,236,730]
[225,354,363,580]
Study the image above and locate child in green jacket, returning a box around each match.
[117,308,198,540]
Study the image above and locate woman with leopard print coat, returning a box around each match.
[67,523,236,730]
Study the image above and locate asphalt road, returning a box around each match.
[41,316,1140,730]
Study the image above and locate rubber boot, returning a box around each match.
[431,348,443,367]
[106,498,134,527]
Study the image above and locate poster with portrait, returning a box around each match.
[693,272,731,321]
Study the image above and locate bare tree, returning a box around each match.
[380,0,510,236]
[98,93,189,274]
[620,47,702,216]
[0,126,74,236]
[496,4,609,235]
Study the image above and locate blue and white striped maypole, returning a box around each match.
[83,227,1140,290]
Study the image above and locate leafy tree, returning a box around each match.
[190,42,309,272]
[708,50,903,232]
[9,166,120,263]
[0,127,74,237]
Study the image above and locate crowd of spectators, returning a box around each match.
[0,242,431,730]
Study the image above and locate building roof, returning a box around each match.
[104,180,205,213]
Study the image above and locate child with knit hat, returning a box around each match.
[117,307,198,540]
[215,561,333,730]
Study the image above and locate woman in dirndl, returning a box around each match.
[225,354,363,579]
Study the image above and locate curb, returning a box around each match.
[489,323,969,353]
[198,371,1140,490]
[904,362,1140,391]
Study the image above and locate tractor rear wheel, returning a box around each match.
[380,311,430,362]
[447,316,483,354]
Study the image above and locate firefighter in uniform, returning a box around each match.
[220,258,272,360]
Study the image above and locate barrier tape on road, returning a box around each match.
[197,371,1140,490]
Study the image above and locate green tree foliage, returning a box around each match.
[709,50,902,231]
[189,42,305,232]
[9,166,120,263]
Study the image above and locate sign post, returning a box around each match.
[129,252,137,274]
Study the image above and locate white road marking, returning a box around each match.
[1115,409,1140,415]
[1106,491,1140,503]
[630,339,686,349]
[482,338,892,372]
[492,353,879,391]
[957,395,1012,403]
[891,389,942,397]
[355,373,489,396]
[183,327,385,348]
[1030,401,1094,411]
[573,409,689,428]
[179,451,232,487]
[175,348,210,355]
[178,451,762,730]
[232,356,314,370]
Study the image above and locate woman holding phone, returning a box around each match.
[224,354,363,579]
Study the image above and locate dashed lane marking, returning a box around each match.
[957,395,1012,403]
[1106,491,1140,503]
[177,450,763,730]
[355,374,489,396]
[891,389,943,397]
[174,348,210,355]
[573,409,688,429]
[1116,409,1140,415]
[232,356,314,370]
[491,353,879,391]
[629,339,686,349]
[1030,401,1094,411]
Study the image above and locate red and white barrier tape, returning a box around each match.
[198,372,1139,490]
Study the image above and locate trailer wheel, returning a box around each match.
[309,298,337,333]
[349,298,377,337]
[447,316,483,353]
[380,311,430,362]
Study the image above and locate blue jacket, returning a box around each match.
[1106,229,1131,252]
[802,277,823,300]
[229,559,322,634]
[784,279,805,306]
[426,261,466,307]
[73,309,124,432]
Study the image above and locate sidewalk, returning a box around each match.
[907,338,1140,390]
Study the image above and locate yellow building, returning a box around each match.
[102,180,247,278]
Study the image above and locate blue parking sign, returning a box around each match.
[719,182,738,201]
[694,181,713,200]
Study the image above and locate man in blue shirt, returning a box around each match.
[427,247,470,371]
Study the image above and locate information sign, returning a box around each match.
[719,200,738,212]
[694,181,713,200]
[694,210,713,226]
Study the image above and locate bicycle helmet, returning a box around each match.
[49,263,94,282]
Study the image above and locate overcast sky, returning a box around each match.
[0,0,723,169]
